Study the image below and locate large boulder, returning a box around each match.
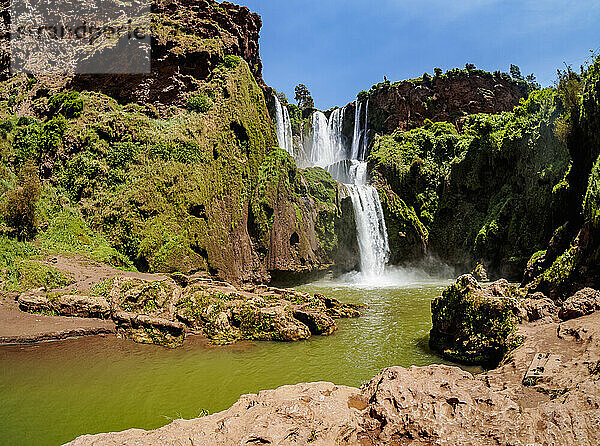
[559,287,600,320]
[18,291,110,319]
[519,292,559,322]
[430,274,521,366]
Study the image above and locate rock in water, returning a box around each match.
[429,274,521,366]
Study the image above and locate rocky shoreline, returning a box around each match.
[3,255,362,348]
[67,304,600,445]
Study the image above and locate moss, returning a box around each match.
[538,245,578,290]
[48,91,84,119]
[236,306,276,340]
[583,155,600,226]
[186,94,212,113]
[40,207,133,269]
[298,167,337,204]
[430,276,519,366]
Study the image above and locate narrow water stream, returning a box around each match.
[0,271,475,446]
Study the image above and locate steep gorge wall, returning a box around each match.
[0,0,357,285]
[523,55,600,297]
[340,70,526,143]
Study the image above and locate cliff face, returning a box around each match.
[341,70,526,143]
[523,55,600,298]
[368,88,570,280]
[0,0,357,286]
[68,0,265,113]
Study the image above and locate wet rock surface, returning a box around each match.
[68,311,600,445]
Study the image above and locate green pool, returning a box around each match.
[0,271,471,445]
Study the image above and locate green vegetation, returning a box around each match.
[187,94,212,113]
[2,161,41,240]
[360,66,535,102]
[48,91,84,119]
[294,84,315,110]
[0,58,278,284]
[370,88,570,277]
[430,275,520,366]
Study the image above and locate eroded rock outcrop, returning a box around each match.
[429,274,522,366]
[17,274,362,347]
[558,287,600,320]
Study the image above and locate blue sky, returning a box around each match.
[239,0,599,110]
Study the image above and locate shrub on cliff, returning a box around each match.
[2,161,41,240]
[187,94,212,113]
[48,91,84,119]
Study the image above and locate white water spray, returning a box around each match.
[346,179,390,278]
[350,99,369,161]
[309,110,347,167]
[304,101,390,279]
[273,95,293,156]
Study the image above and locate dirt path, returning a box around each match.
[0,254,167,345]
[0,298,115,344]
[42,254,168,293]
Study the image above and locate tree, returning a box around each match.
[294,84,314,110]
[2,161,41,240]
[276,90,288,105]
[553,64,583,144]
[525,73,541,90]
[434,67,443,77]
[465,63,476,71]
[510,64,523,80]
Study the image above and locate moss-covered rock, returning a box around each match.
[430,274,521,367]
[249,148,358,281]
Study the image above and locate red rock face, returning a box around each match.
[65,0,265,111]
[162,0,264,86]
[344,72,526,137]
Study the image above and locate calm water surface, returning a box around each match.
[0,270,471,445]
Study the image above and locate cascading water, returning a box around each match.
[350,99,369,161]
[273,95,293,156]
[309,111,347,167]
[346,181,389,278]
[300,101,390,278]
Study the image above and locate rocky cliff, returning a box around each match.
[522,55,600,298]
[368,88,569,279]
[0,0,358,287]
[340,69,526,142]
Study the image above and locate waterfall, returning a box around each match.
[290,98,390,278]
[274,95,293,156]
[350,101,362,160]
[309,110,346,167]
[346,182,390,278]
[350,99,370,161]
[344,156,389,278]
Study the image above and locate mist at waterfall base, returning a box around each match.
[331,257,457,288]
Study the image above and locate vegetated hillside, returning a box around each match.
[368,54,600,283]
[522,53,600,298]
[369,87,571,280]
[0,0,357,292]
